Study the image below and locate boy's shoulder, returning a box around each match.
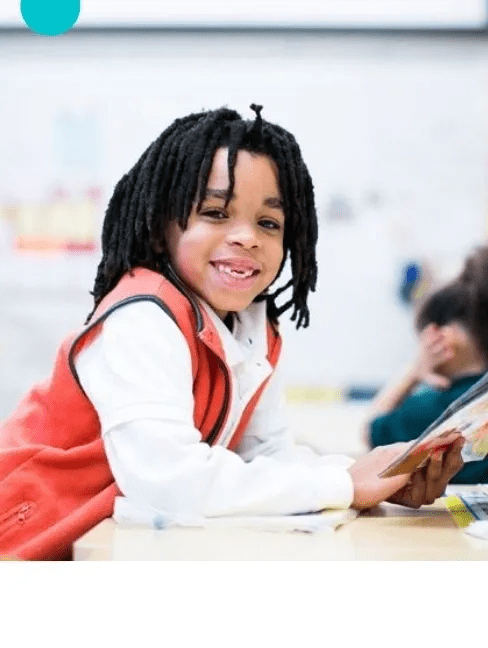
[93,267,195,320]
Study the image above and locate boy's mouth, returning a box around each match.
[210,259,261,279]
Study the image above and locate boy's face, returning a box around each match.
[166,147,285,320]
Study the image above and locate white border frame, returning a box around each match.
[1,0,486,30]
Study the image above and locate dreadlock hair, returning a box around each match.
[87,104,318,328]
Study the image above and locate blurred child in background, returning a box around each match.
[365,246,488,483]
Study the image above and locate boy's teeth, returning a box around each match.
[216,263,253,278]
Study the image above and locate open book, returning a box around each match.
[380,372,488,478]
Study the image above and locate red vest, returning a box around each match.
[0,268,281,560]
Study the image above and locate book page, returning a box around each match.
[380,374,488,478]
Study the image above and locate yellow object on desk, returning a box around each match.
[442,495,476,528]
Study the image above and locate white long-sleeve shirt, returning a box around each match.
[75,299,354,523]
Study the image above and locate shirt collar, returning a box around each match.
[199,300,268,368]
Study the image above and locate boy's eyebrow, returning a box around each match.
[204,188,230,200]
[203,188,284,209]
[264,197,284,210]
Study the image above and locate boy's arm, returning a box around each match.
[76,302,459,517]
[76,302,355,516]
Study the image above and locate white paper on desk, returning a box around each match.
[113,497,357,533]
[465,521,488,540]
[200,508,358,533]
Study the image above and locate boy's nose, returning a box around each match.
[226,224,259,248]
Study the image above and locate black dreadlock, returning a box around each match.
[87,105,318,328]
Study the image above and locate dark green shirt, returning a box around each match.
[370,374,488,484]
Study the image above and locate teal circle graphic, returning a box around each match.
[21,0,81,36]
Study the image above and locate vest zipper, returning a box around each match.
[0,502,34,537]
[16,504,33,523]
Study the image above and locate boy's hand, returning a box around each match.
[387,437,464,507]
[348,438,464,510]
[415,323,454,389]
[348,444,414,510]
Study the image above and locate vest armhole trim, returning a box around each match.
[67,295,179,397]
[165,265,204,332]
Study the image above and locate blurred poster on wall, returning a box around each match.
[0,107,103,257]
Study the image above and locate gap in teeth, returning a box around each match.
[216,263,254,278]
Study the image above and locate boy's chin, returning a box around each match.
[208,298,254,319]
[213,294,259,313]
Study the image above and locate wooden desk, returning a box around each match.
[74,494,488,561]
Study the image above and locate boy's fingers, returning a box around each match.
[424,441,464,503]
[425,454,443,503]
[406,471,425,508]
[442,441,464,478]
[389,438,465,509]
[427,452,443,479]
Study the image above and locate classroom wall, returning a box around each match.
[0,29,487,415]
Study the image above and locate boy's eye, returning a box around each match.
[201,210,226,220]
[259,218,282,231]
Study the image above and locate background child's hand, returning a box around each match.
[414,323,454,389]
